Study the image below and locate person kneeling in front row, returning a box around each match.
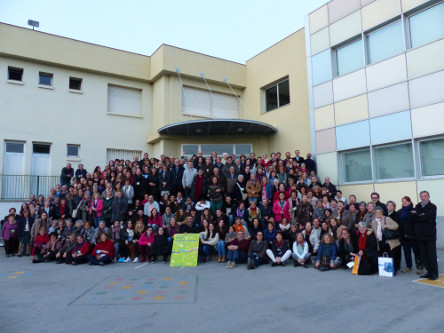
[87,233,115,266]
[266,231,291,266]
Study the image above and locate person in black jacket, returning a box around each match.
[411,191,439,280]
[266,231,291,266]
[149,227,171,263]
[355,222,378,275]
[18,210,34,256]
[112,190,128,222]
[170,159,184,196]
[132,168,147,201]
[60,163,74,186]
[337,227,358,268]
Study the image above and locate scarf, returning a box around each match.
[376,217,383,241]
[234,223,245,234]
[358,233,367,260]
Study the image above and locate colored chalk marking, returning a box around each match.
[115,278,123,281]
[179,281,188,285]
[122,286,132,289]
[153,296,164,300]
[96,291,107,295]
[126,282,135,285]
[137,290,148,294]
[133,297,143,300]
[9,276,17,279]
[175,296,185,300]
[112,297,124,301]
[164,277,173,280]
[415,274,444,288]
[15,272,25,274]
[109,282,118,285]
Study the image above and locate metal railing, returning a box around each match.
[0,175,59,200]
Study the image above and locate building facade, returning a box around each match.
[306,0,444,218]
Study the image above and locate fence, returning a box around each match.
[0,175,59,200]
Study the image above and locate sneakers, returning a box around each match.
[98,262,104,266]
[124,257,131,263]
[230,261,236,269]
[247,259,253,270]
[226,261,232,268]
[162,261,166,264]
[416,268,423,275]
[133,257,139,263]
[401,267,411,273]
[118,257,125,263]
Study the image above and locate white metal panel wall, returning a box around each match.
[106,149,142,163]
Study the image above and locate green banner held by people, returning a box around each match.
[170,233,199,267]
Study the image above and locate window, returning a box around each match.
[409,1,444,49]
[374,143,414,180]
[419,138,444,176]
[106,148,142,163]
[312,49,332,85]
[33,143,50,154]
[67,144,80,157]
[182,87,239,118]
[8,67,23,81]
[336,39,364,76]
[108,85,142,116]
[342,149,372,182]
[265,79,290,112]
[5,141,24,153]
[69,77,82,91]
[366,20,404,64]
[181,144,252,158]
[39,72,53,86]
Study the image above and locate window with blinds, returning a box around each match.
[106,149,142,163]
[107,85,142,116]
[182,86,239,118]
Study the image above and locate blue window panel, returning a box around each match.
[312,49,332,86]
[370,110,412,145]
[336,120,370,150]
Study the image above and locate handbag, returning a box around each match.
[352,256,360,275]
[71,201,82,219]
[378,252,394,277]
[237,183,248,201]
[383,217,400,240]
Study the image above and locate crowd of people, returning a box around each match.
[0,150,439,280]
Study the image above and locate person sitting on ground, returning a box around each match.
[138,226,155,263]
[337,227,358,269]
[87,232,115,266]
[119,220,136,263]
[80,221,95,244]
[199,222,219,263]
[226,231,250,269]
[66,234,90,265]
[225,225,237,247]
[31,227,49,259]
[150,227,171,263]
[292,232,311,268]
[34,232,62,263]
[266,231,291,266]
[55,232,76,264]
[263,221,277,247]
[92,220,111,245]
[354,222,378,275]
[313,234,341,271]
[233,217,250,240]
[247,230,268,270]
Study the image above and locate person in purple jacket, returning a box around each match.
[1,215,19,257]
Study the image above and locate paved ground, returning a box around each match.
[0,251,443,333]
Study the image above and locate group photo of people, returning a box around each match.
[0,150,439,280]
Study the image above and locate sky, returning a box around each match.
[0,0,330,64]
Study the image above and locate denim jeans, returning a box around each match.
[249,253,266,266]
[93,216,101,228]
[216,241,226,256]
[114,242,120,259]
[227,250,247,263]
[87,254,112,265]
[402,237,420,269]
[202,245,211,258]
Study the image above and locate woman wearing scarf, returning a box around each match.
[371,207,401,275]
[66,234,90,265]
[354,222,378,275]
[192,169,207,203]
[247,230,268,269]
[246,174,261,205]
[266,231,291,266]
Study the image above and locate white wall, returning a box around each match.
[0,57,153,175]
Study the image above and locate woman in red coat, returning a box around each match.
[273,192,292,223]
[87,233,114,266]
[67,234,90,265]
[90,193,104,228]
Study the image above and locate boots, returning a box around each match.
[221,255,226,263]
[217,256,221,263]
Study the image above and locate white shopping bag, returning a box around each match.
[378,252,394,277]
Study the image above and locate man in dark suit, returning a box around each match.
[412,191,438,280]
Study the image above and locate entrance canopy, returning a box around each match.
[158,119,277,136]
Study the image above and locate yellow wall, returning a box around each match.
[244,29,311,156]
